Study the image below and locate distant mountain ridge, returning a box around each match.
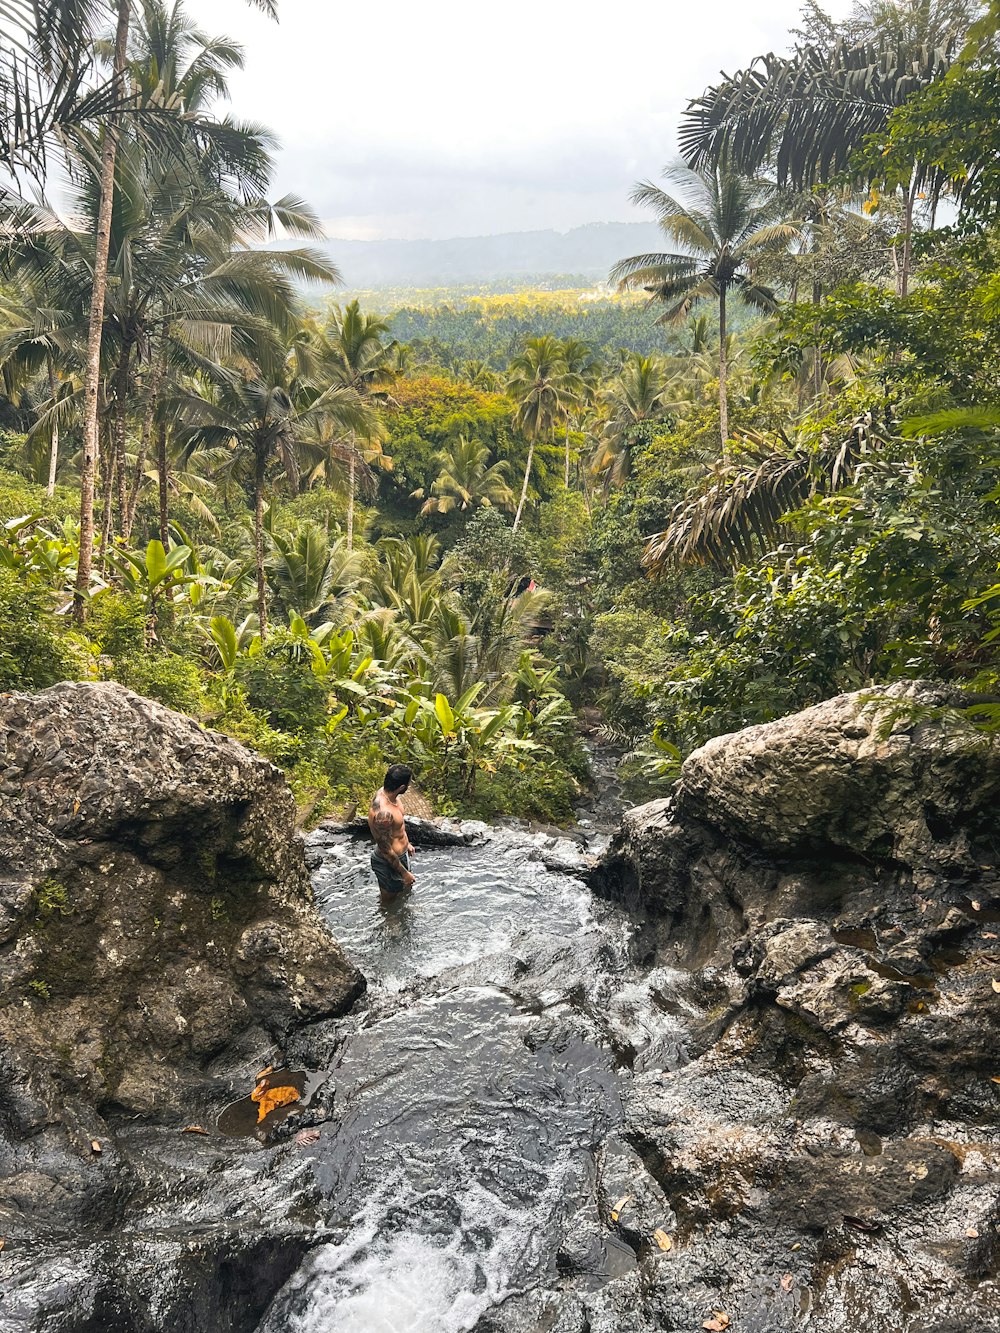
[309,221,665,289]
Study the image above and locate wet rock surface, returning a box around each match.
[5,678,1000,1331]
[0,683,363,1332]
[593,679,1000,1329]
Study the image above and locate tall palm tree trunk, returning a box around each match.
[156,419,169,549]
[718,285,729,453]
[45,356,59,497]
[73,0,132,622]
[897,173,918,299]
[346,451,356,551]
[125,334,167,541]
[99,425,116,566]
[113,342,131,539]
[513,438,535,531]
[564,419,571,488]
[254,464,268,640]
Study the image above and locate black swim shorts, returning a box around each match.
[371,849,410,895]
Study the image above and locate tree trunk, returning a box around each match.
[255,468,268,641]
[564,418,570,488]
[897,174,918,299]
[346,451,355,551]
[718,285,729,454]
[113,340,131,540]
[812,277,823,399]
[156,419,169,549]
[73,0,131,622]
[513,437,535,531]
[125,333,167,541]
[99,424,115,568]
[45,356,59,496]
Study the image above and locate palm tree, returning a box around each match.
[644,410,891,571]
[66,0,279,618]
[413,435,514,517]
[677,2,979,296]
[73,0,131,619]
[180,365,370,638]
[612,164,799,452]
[266,521,363,626]
[459,358,501,392]
[0,2,134,179]
[0,279,79,495]
[591,352,679,488]
[506,335,583,530]
[318,301,398,548]
[557,337,602,486]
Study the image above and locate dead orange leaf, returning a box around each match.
[992,980,1000,994]
[703,1314,730,1332]
[653,1228,672,1251]
[0,1236,5,1252]
[255,1065,274,1081]
[967,1227,979,1238]
[181,1124,209,1136]
[991,1077,1000,1085]
[985,933,998,940]
[90,1139,102,1155]
[780,1273,794,1292]
[251,1083,300,1123]
[611,1193,631,1222]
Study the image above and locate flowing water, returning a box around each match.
[256,827,687,1332]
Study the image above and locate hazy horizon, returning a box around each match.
[199,0,855,242]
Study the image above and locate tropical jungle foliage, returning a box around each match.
[3,0,1000,815]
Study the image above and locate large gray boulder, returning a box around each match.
[599,680,1000,961]
[592,681,1000,1331]
[0,681,364,1127]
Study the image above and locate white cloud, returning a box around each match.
[198,0,855,239]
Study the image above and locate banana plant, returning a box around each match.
[108,539,200,638]
[0,514,79,590]
[392,683,535,796]
[207,614,259,672]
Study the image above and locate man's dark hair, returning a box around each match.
[384,763,412,794]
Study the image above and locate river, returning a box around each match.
[255,823,684,1332]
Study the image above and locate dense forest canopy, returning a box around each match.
[2,0,1000,818]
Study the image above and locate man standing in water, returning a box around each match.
[368,764,416,900]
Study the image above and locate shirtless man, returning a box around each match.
[367,764,416,900]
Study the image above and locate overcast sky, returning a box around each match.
[199,0,854,241]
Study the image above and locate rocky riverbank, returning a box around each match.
[591,680,1000,1330]
[2,677,998,1331]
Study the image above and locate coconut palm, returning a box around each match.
[317,301,398,548]
[65,0,280,618]
[266,521,363,626]
[557,337,602,486]
[506,335,584,530]
[591,353,679,488]
[644,409,892,571]
[413,435,514,517]
[612,164,799,452]
[678,2,979,296]
[0,279,80,494]
[179,364,371,638]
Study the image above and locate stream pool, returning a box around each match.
[257,828,683,1332]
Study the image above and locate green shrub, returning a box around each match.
[209,680,302,766]
[106,650,206,713]
[0,569,85,690]
[88,592,147,659]
[234,634,329,734]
